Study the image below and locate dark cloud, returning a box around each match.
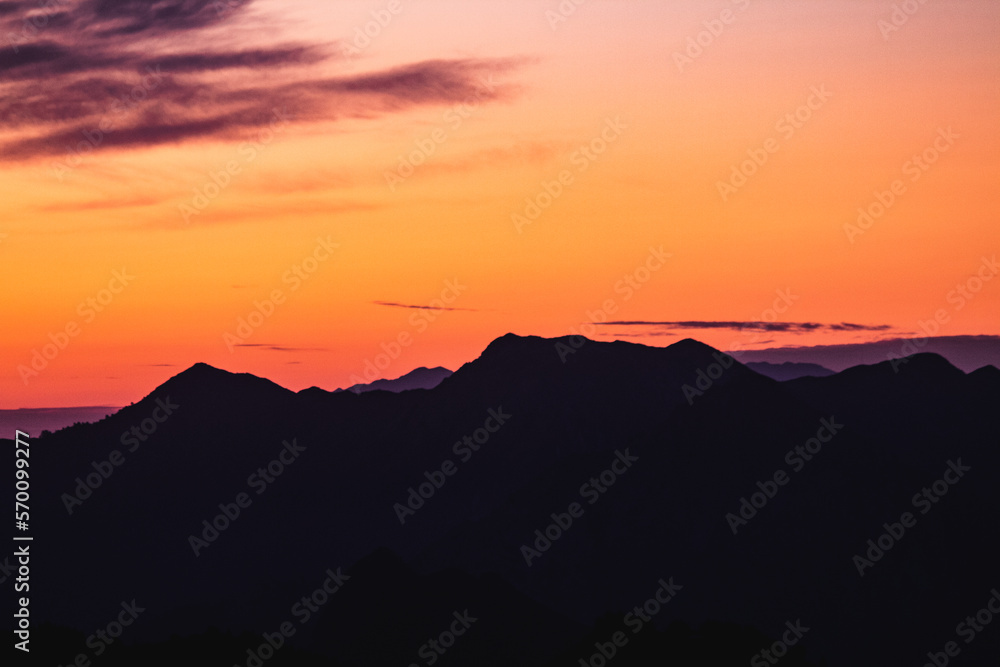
[233,344,328,352]
[373,301,478,312]
[87,0,251,37]
[154,46,324,73]
[0,2,26,17]
[828,322,891,331]
[596,321,894,333]
[0,0,523,161]
[316,59,506,105]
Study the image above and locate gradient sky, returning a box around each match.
[1,0,998,407]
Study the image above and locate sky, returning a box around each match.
[1,0,998,408]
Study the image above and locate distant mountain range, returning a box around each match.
[333,366,453,394]
[5,334,999,666]
[744,361,835,381]
[0,405,120,438]
[7,335,997,435]
[736,334,1000,372]
[0,368,454,437]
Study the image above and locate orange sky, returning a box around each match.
[1,0,998,407]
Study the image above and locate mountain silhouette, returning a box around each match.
[9,334,999,666]
[332,366,453,394]
[746,361,835,381]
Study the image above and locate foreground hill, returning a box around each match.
[8,334,999,666]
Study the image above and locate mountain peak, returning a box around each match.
[668,337,724,355]
[481,332,548,355]
[178,361,228,376]
[142,362,295,408]
[888,351,965,378]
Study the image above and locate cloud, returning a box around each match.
[0,1,525,161]
[148,199,381,228]
[596,321,894,333]
[0,2,26,17]
[373,301,478,312]
[407,141,565,179]
[233,344,327,352]
[39,195,161,212]
[88,0,252,37]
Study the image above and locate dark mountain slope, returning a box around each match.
[12,335,999,666]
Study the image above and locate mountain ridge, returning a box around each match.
[18,334,1000,666]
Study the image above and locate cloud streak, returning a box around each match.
[0,0,524,161]
[595,321,894,333]
[372,301,478,312]
[233,344,328,352]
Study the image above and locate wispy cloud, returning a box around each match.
[39,195,161,212]
[373,301,478,312]
[596,321,894,333]
[0,0,525,161]
[234,344,328,352]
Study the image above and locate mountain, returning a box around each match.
[0,405,120,437]
[9,334,999,667]
[332,366,452,394]
[737,334,1000,372]
[745,361,835,381]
